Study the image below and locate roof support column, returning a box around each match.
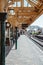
[0,13,7,65]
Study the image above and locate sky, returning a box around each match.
[31,14,43,27]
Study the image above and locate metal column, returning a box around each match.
[0,13,7,65]
[15,27,18,49]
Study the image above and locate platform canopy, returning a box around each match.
[0,0,43,28]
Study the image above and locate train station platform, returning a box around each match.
[5,35,43,65]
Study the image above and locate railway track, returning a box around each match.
[25,33,43,50]
[30,35,43,51]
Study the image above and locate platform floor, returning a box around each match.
[5,35,43,65]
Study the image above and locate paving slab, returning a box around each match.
[5,35,43,65]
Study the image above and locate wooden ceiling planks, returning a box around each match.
[7,0,43,28]
[0,0,43,28]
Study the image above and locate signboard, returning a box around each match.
[22,23,28,29]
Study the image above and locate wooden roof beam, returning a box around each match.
[8,11,37,17]
[12,0,22,2]
[8,7,34,10]
[38,5,43,13]
[26,0,36,7]
[26,0,41,9]
[17,12,38,16]
[25,10,43,26]
[38,0,43,3]
[8,7,35,12]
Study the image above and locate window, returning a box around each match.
[24,0,31,7]
[13,2,16,7]
[24,0,28,7]
[17,2,21,7]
